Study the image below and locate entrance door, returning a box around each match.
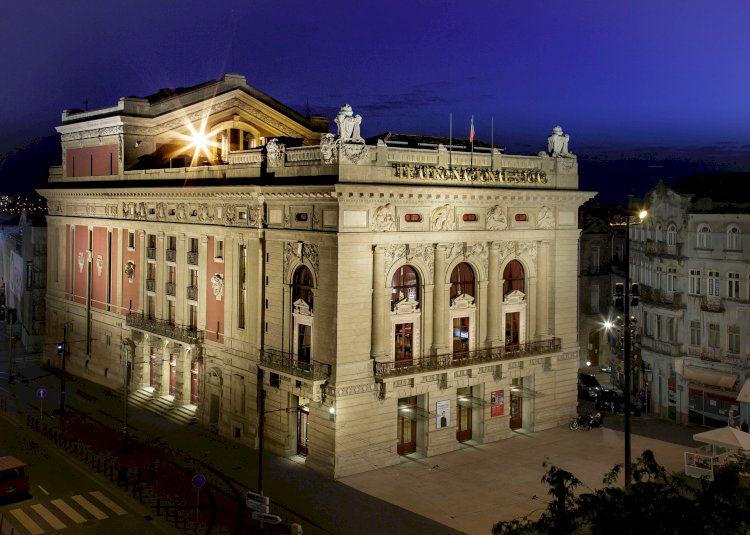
[209,394,220,425]
[457,404,472,442]
[453,317,470,359]
[394,323,413,367]
[397,414,417,455]
[297,324,311,371]
[505,312,520,348]
[510,383,522,430]
[149,352,157,388]
[297,406,309,456]
[169,354,176,396]
[191,362,199,405]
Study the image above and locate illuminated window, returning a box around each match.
[293,266,314,308]
[450,262,475,299]
[391,265,419,306]
[503,260,525,297]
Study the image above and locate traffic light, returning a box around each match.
[614,282,624,311]
[57,342,64,355]
[630,283,640,306]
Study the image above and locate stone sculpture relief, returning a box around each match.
[96,255,103,277]
[371,204,396,232]
[517,241,538,260]
[335,104,363,142]
[537,206,554,229]
[546,125,574,158]
[266,139,285,167]
[320,133,338,164]
[431,204,455,231]
[225,205,236,223]
[486,205,508,230]
[124,260,135,282]
[211,273,224,300]
[156,202,166,220]
[77,252,85,273]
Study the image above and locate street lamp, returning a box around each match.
[612,209,646,487]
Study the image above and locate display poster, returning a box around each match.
[491,390,505,416]
[436,399,451,429]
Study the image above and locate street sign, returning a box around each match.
[245,490,270,505]
[191,474,206,489]
[246,501,269,514]
[37,388,47,398]
[252,512,281,525]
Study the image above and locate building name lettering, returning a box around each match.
[392,164,547,184]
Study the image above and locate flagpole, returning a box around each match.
[491,116,494,172]
[470,115,474,168]
[449,113,453,169]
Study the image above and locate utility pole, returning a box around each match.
[123,342,130,449]
[59,325,67,414]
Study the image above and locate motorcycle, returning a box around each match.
[569,411,604,430]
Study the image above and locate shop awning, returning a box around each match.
[457,395,488,408]
[738,380,750,403]
[684,366,738,390]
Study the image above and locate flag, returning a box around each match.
[469,115,475,143]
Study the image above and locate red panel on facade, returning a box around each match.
[65,225,71,299]
[205,236,225,343]
[91,227,108,310]
[73,226,89,305]
[66,145,118,177]
[121,229,140,314]
[110,230,119,313]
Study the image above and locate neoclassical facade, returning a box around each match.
[39,74,592,477]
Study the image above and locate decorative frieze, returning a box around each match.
[60,125,122,142]
[283,241,320,281]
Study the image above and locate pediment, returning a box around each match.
[393,297,419,314]
[293,298,312,316]
[503,290,526,305]
[450,292,475,309]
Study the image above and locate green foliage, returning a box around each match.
[492,450,750,535]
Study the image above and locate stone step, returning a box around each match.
[125,388,196,425]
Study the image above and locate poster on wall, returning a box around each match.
[436,399,451,429]
[491,390,505,416]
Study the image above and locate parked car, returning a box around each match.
[596,388,625,413]
[578,372,602,400]
[0,456,29,499]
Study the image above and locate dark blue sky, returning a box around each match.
[2,1,750,202]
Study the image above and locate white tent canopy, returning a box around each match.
[693,426,750,451]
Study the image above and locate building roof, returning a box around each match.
[366,132,502,152]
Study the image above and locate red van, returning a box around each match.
[0,456,29,498]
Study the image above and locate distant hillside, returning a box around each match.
[0,135,59,196]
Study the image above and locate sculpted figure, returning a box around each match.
[335,104,364,142]
[537,206,555,229]
[547,125,574,158]
[211,273,224,299]
[371,204,396,232]
[320,133,338,164]
[431,204,454,231]
[487,205,508,230]
[266,139,285,167]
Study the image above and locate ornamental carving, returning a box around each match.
[320,133,338,164]
[311,207,320,228]
[176,203,187,221]
[77,252,85,273]
[340,142,369,164]
[431,204,455,231]
[384,244,433,278]
[198,203,213,222]
[537,206,554,229]
[517,241,537,260]
[96,255,103,276]
[266,139,285,167]
[335,104,364,142]
[211,273,224,300]
[371,204,396,232]
[59,125,122,142]
[225,205,236,223]
[124,260,135,282]
[466,242,488,264]
[247,206,261,227]
[487,205,507,230]
[444,242,464,264]
[283,241,319,280]
[156,203,166,221]
[135,203,147,220]
[497,241,515,261]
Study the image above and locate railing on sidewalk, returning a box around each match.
[374,337,561,378]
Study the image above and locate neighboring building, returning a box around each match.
[0,209,47,354]
[634,177,750,427]
[38,73,592,478]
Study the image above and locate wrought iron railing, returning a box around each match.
[373,337,561,378]
[187,251,199,265]
[166,282,176,296]
[166,249,176,262]
[259,348,331,381]
[126,312,204,345]
[186,286,198,301]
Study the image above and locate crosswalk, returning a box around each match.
[5,490,128,534]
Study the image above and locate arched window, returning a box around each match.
[450,262,475,300]
[697,224,711,249]
[667,224,677,246]
[391,265,419,306]
[503,260,525,297]
[727,225,741,250]
[293,265,314,308]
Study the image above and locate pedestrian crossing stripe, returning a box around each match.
[30,504,66,529]
[51,498,87,523]
[71,494,108,520]
[9,508,44,535]
[90,490,127,515]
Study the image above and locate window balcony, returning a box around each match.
[166,249,176,262]
[147,247,156,260]
[187,251,199,265]
[186,285,198,301]
[641,335,682,357]
[146,278,156,292]
[373,337,561,378]
[700,296,724,313]
[259,348,331,381]
[126,311,204,345]
[165,282,176,296]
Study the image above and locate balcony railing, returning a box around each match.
[187,251,199,265]
[700,296,724,313]
[641,287,684,307]
[166,249,176,262]
[641,336,681,357]
[259,348,331,381]
[374,337,561,378]
[126,312,204,345]
[146,279,156,292]
[147,247,156,260]
[186,286,198,301]
[165,282,176,296]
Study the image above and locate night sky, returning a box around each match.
[2,1,750,202]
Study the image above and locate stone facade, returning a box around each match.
[38,73,592,478]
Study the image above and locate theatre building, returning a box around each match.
[39,73,592,477]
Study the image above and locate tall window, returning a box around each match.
[590,284,600,314]
[697,224,711,249]
[690,321,701,346]
[238,244,246,329]
[708,271,720,297]
[656,266,663,289]
[168,300,175,325]
[188,304,198,330]
[391,265,419,306]
[293,266,314,308]
[666,317,675,342]
[656,224,662,243]
[727,225,741,250]
[728,325,741,354]
[689,269,702,295]
[728,272,740,298]
[591,246,600,272]
[667,224,676,246]
[655,315,662,340]
[708,323,720,349]
[666,267,677,292]
[503,260,525,297]
[450,262,475,299]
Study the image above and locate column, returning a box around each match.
[536,241,550,336]
[159,339,170,396]
[486,242,500,347]
[371,245,386,360]
[156,231,165,318]
[138,230,146,313]
[198,235,208,331]
[180,346,192,404]
[432,244,447,354]
[176,234,186,325]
